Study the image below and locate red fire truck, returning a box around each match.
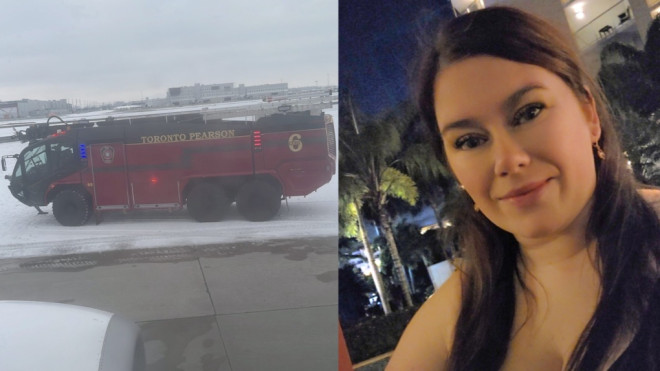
[2,110,336,226]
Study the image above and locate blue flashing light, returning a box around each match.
[79,144,87,159]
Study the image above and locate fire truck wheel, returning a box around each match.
[236,180,282,221]
[187,183,229,222]
[52,189,92,226]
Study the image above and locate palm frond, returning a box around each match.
[380,167,419,206]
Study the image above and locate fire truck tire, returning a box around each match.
[187,183,229,222]
[236,180,282,221]
[52,189,92,226]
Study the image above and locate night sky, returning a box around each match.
[339,0,454,116]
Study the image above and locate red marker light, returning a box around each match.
[48,130,67,138]
[150,176,158,184]
[253,130,262,151]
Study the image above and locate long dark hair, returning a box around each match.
[414,7,660,370]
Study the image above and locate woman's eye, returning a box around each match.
[512,103,545,126]
[454,135,486,150]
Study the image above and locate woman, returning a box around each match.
[387,7,659,371]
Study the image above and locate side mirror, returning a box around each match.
[1,154,18,172]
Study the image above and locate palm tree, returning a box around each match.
[394,103,453,226]
[597,23,660,186]
[340,172,392,314]
[340,96,423,309]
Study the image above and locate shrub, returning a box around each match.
[343,305,421,363]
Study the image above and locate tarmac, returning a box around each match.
[0,236,338,371]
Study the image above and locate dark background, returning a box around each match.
[339,0,454,115]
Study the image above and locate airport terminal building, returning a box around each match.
[166,82,289,106]
[0,99,72,120]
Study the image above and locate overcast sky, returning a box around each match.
[0,0,337,105]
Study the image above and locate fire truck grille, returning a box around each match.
[325,122,336,159]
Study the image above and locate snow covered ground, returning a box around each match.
[0,107,338,259]
[0,92,338,127]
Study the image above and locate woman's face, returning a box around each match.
[433,56,601,241]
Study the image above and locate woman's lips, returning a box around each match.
[499,179,552,207]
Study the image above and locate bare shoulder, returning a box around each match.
[386,269,463,371]
[639,188,660,215]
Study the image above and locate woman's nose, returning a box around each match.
[492,133,531,177]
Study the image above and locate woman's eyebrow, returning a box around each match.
[439,119,480,136]
[439,84,546,136]
[501,84,544,113]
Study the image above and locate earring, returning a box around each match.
[593,142,605,160]
[459,184,479,211]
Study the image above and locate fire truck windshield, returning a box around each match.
[9,139,80,205]
[23,144,48,180]
[18,141,78,181]
[12,159,22,179]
